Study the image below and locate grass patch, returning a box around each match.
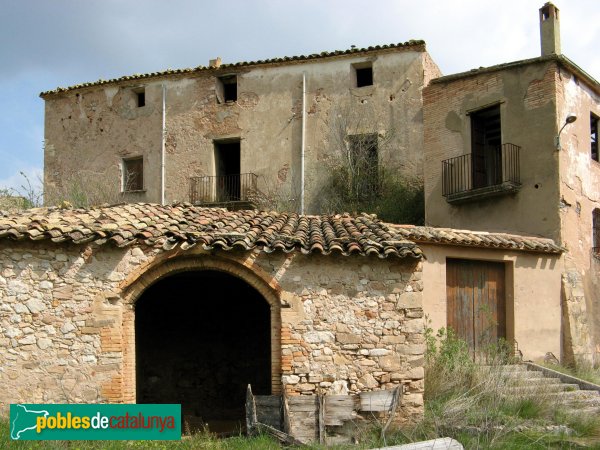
[0,419,280,449]
[542,361,600,386]
[383,325,600,449]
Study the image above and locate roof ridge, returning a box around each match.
[40,40,426,97]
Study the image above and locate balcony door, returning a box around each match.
[471,105,501,189]
[214,140,241,202]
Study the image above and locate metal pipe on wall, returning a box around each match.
[160,84,166,205]
[300,72,306,215]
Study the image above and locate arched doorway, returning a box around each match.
[135,270,272,431]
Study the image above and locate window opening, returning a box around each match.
[216,76,237,103]
[591,113,599,162]
[348,134,378,199]
[355,66,373,88]
[136,89,145,107]
[123,157,144,191]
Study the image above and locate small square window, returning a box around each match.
[216,75,237,103]
[123,157,144,192]
[591,112,599,162]
[136,90,145,107]
[354,65,373,88]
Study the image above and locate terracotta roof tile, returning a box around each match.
[0,203,422,259]
[389,225,563,254]
[0,204,563,257]
[40,40,425,97]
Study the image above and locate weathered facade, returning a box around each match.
[0,204,426,429]
[41,42,441,213]
[394,227,564,362]
[423,3,600,363]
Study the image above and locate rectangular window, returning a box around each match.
[135,89,145,107]
[593,209,600,255]
[348,134,378,199]
[216,75,237,103]
[591,112,599,162]
[123,157,144,192]
[354,64,373,88]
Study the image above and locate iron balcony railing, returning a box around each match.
[190,173,258,205]
[442,143,521,199]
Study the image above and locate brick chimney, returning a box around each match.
[539,2,561,56]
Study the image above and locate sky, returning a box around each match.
[0,0,598,193]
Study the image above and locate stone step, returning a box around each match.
[484,364,528,372]
[502,370,546,379]
[555,390,600,401]
[505,383,580,393]
[504,377,564,385]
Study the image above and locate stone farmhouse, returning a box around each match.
[0,1,597,436]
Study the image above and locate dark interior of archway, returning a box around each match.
[136,270,271,430]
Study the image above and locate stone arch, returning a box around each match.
[119,252,282,405]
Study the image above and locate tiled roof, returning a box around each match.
[430,54,599,95]
[0,203,422,259]
[390,225,563,254]
[39,40,425,97]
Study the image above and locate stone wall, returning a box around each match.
[0,241,424,421]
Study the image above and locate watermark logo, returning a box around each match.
[10,404,181,440]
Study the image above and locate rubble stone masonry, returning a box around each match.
[0,241,424,421]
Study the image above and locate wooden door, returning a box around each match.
[447,259,506,355]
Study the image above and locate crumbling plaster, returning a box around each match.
[44,48,434,213]
[556,71,600,363]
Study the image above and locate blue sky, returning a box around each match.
[1,0,598,192]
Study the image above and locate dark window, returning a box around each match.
[216,75,237,103]
[593,209,600,255]
[471,105,502,188]
[136,90,145,107]
[348,134,378,199]
[123,157,144,191]
[591,113,599,162]
[355,66,373,88]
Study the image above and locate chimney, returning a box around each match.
[209,57,222,68]
[539,2,561,56]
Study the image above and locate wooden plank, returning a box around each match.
[287,396,319,411]
[245,384,257,436]
[359,389,396,412]
[324,395,357,425]
[381,437,464,449]
[287,396,318,443]
[254,422,304,446]
[318,394,325,445]
[282,392,292,435]
[381,386,402,440]
[255,395,282,407]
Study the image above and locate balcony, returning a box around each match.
[190,173,258,210]
[442,143,521,204]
